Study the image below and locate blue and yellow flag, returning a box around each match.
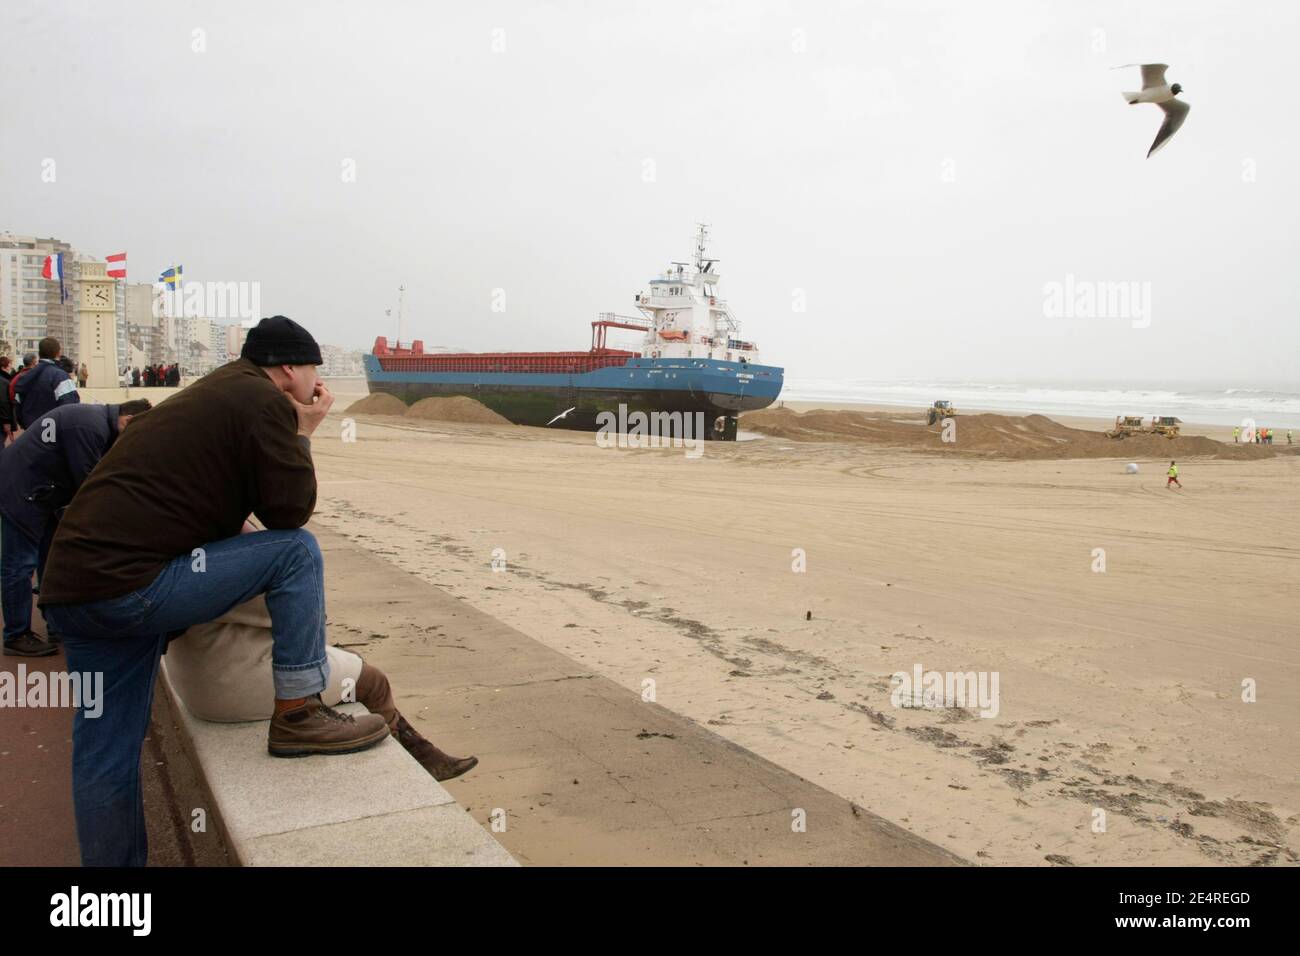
[159,264,184,286]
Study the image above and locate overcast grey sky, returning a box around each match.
[2,1,1295,385]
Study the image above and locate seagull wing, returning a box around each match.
[1147,98,1189,157]
[1139,64,1169,89]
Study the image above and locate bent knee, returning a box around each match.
[282,527,321,560]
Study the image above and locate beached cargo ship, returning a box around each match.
[363,226,783,440]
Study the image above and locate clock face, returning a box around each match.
[82,283,111,308]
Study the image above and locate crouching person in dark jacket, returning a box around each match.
[0,400,153,657]
[40,316,391,867]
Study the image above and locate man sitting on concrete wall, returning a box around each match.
[41,316,390,867]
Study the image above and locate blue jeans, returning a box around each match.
[44,528,331,867]
[0,515,53,642]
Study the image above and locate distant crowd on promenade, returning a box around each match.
[0,348,188,447]
[123,364,182,388]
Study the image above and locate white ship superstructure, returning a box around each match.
[630,225,760,364]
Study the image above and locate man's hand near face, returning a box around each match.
[293,380,334,438]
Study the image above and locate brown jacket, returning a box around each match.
[39,359,316,606]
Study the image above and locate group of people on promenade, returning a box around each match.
[124,363,182,388]
[2,352,187,443]
[0,317,475,866]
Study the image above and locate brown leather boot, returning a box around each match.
[268,695,391,757]
[393,714,478,781]
[354,661,398,729]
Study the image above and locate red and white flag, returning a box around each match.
[106,251,127,279]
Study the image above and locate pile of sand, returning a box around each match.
[346,392,511,425]
[404,396,511,425]
[345,393,409,416]
[742,408,1280,461]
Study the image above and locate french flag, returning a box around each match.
[107,251,127,279]
[41,253,63,281]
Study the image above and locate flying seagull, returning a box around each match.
[1117,63,1189,158]
[546,407,576,426]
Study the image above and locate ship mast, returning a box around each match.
[395,284,405,349]
[693,222,719,293]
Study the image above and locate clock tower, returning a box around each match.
[76,261,120,387]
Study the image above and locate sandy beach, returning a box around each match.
[72,380,1299,864]
[777,401,1255,445]
[297,383,1300,867]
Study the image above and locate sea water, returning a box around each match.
[781,379,1300,429]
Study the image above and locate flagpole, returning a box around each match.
[119,274,127,398]
[397,284,405,349]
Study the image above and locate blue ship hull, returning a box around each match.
[363,355,783,440]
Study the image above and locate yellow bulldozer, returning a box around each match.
[1150,416,1182,438]
[926,399,957,426]
[1106,415,1182,439]
[1107,415,1147,438]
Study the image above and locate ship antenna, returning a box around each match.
[694,223,710,270]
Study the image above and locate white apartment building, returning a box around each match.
[208,321,230,367]
[0,233,78,357]
[319,343,365,378]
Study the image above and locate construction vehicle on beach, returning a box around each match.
[1150,416,1182,438]
[927,399,957,426]
[1107,415,1146,438]
[1106,415,1182,439]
